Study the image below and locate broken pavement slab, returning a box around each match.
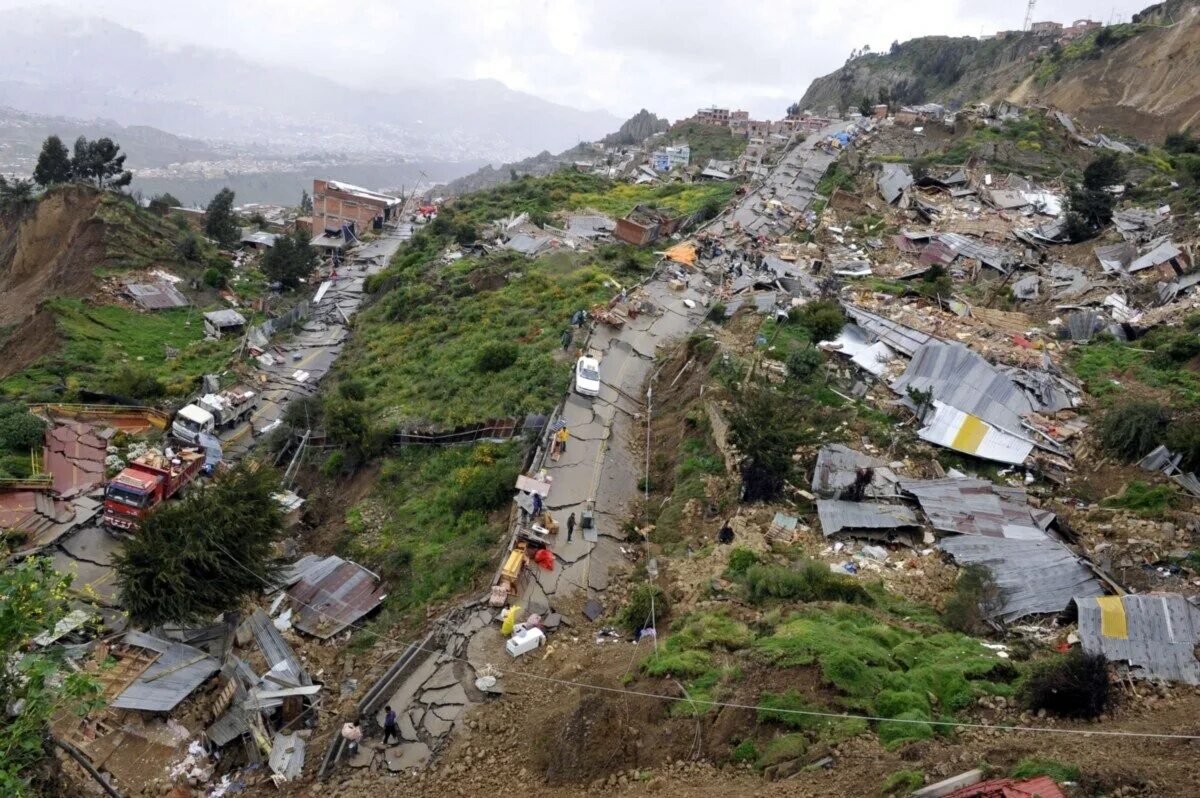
[385,741,431,771]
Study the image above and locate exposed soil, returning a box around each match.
[0,307,61,380]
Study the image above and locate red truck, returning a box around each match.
[102,449,205,532]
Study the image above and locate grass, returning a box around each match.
[1,299,240,401]
[648,431,727,545]
[1069,335,1200,405]
[343,442,521,622]
[1101,481,1179,515]
[663,120,748,166]
[753,605,1014,748]
[568,180,735,218]
[880,769,925,796]
[343,248,616,426]
[1010,757,1081,783]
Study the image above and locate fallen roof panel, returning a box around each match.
[940,536,1103,621]
[816,499,918,537]
[916,401,1034,466]
[891,341,1032,434]
[1072,594,1200,684]
[812,444,897,499]
[111,631,221,712]
[288,556,387,639]
[842,304,934,357]
[899,477,1044,539]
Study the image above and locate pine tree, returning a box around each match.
[68,136,132,189]
[115,465,285,626]
[204,187,240,248]
[299,189,313,213]
[262,229,319,289]
[33,135,72,186]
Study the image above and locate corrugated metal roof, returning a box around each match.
[241,231,280,247]
[203,309,247,328]
[915,401,1035,465]
[1128,239,1183,273]
[506,232,554,256]
[937,233,1014,272]
[111,631,220,712]
[206,707,251,745]
[248,608,310,686]
[899,477,1045,539]
[816,499,918,537]
[941,536,1103,621]
[842,304,934,357]
[1072,594,1200,684]
[876,163,913,204]
[811,444,898,498]
[822,325,896,377]
[892,341,1032,434]
[1094,241,1135,273]
[288,556,387,639]
[125,281,190,310]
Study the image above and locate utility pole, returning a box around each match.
[644,385,652,504]
[1023,0,1037,31]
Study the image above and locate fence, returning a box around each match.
[247,300,311,349]
[391,415,545,447]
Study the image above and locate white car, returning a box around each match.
[575,356,601,397]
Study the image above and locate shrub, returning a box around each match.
[707,302,727,322]
[725,547,759,577]
[669,611,753,651]
[202,267,226,288]
[786,346,823,381]
[1100,481,1177,514]
[743,561,874,605]
[1010,758,1081,783]
[111,366,165,401]
[1020,649,1109,719]
[942,564,1004,635]
[730,739,758,764]
[1168,421,1200,472]
[621,584,670,634]
[338,379,367,401]
[1098,400,1168,461]
[321,450,345,477]
[475,341,519,372]
[641,648,711,678]
[792,300,845,343]
[0,411,46,451]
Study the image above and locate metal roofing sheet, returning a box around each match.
[816,499,918,537]
[842,304,934,357]
[811,444,897,498]
[125,281,190,310]
[1128,239,1183,273]
[940,536,1103,621]
[204,309,247,327]
[937,233,1013,271]
[1072,594,1200,684]
[876,163,913,204]
[206,707,251,746]
[111,631,220,712]
[288,557,387,639]
[892,341,1032,433]
[915,401,1035,465]
[822,325,895,377]
[248,607,310,686]
[899,478,1044,539]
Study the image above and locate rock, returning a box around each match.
[775,759,802,779]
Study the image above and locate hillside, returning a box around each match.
[796,0,1200,141]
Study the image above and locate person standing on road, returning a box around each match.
[566,512,576,542]
[382,706,399,745]
[561,329,573,351]
[532,491,543,520]
[556,426,569,454]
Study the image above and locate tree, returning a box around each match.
[0,176,35,212]
[877,86,891,108]
[0,558,102,796]
[69,136,131,189]
[115,465,285,626]
[299,189,313,213]
[730,387,805,502]
[148,192,181,215]
[32,135,72,187]
[204,187,240,248]
[0,409,46,451]
[890,40,901,55]
[261,229,319,289]
[857,96,872,117]
[792,300,845,342]
[1082,153,1126,191]
[1099,400,1168,461]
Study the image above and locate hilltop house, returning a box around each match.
[312,179,402,235]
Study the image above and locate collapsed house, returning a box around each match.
[614,204,689,246]
[1070,594,1200,684]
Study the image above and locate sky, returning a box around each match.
[6,0,1153,120]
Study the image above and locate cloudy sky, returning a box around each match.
[8,0,1151,119]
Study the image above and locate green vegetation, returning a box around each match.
[758,733,808,767]
[753,605,1013,748]
[95,191,202,271]
[757,688,867,742]
[1034,23,1149,83]
[569,179,736,218]
[1,299,239,402]
[621,584,672,635]
[1070,331,1200,405]
[204,187,239,248]
[792,300,846,343]
[343,442,521,619]
[729,738,758,764]
[725,547,760,577]
[816,162,855,196]
[942,564,1003,635]
[115,465,284,626]
[880,769,925,796]
[1101,481,1179,514]
[0,404,46,479]
[938,113,1059,169]
[648,431,727,544]
[743,561,874,605]
[664,119,748,166]
[261,229,319,289]
[0,558,102,797]
[1098,400,1169,461]
[1010,758,1081,783]
[1019,649,1109,719]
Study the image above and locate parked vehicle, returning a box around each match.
[574,355,601,397]
[505,626,546,658]
[172,386,259,444]
[102,448,205,531]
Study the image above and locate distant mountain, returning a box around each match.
[0,8,619,163]
[443,109,669,196]
[603,109,670,146]
[0,106,223,175]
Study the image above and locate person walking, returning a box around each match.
[561,329,573,351]
[531,491,543,521]
[556,426,569,454]
[566,512,576,542]
[382,705,399,745]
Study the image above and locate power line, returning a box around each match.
[211,541,1200,743]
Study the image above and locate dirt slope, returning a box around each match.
[0,185,108,329]
[1018,5,1200,139]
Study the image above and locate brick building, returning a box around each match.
[695,107,731,126]
[1030,20,1064,37]
[1062,19,1101,39]
[312,179,402,235]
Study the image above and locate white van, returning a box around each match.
[505,626,546,658]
